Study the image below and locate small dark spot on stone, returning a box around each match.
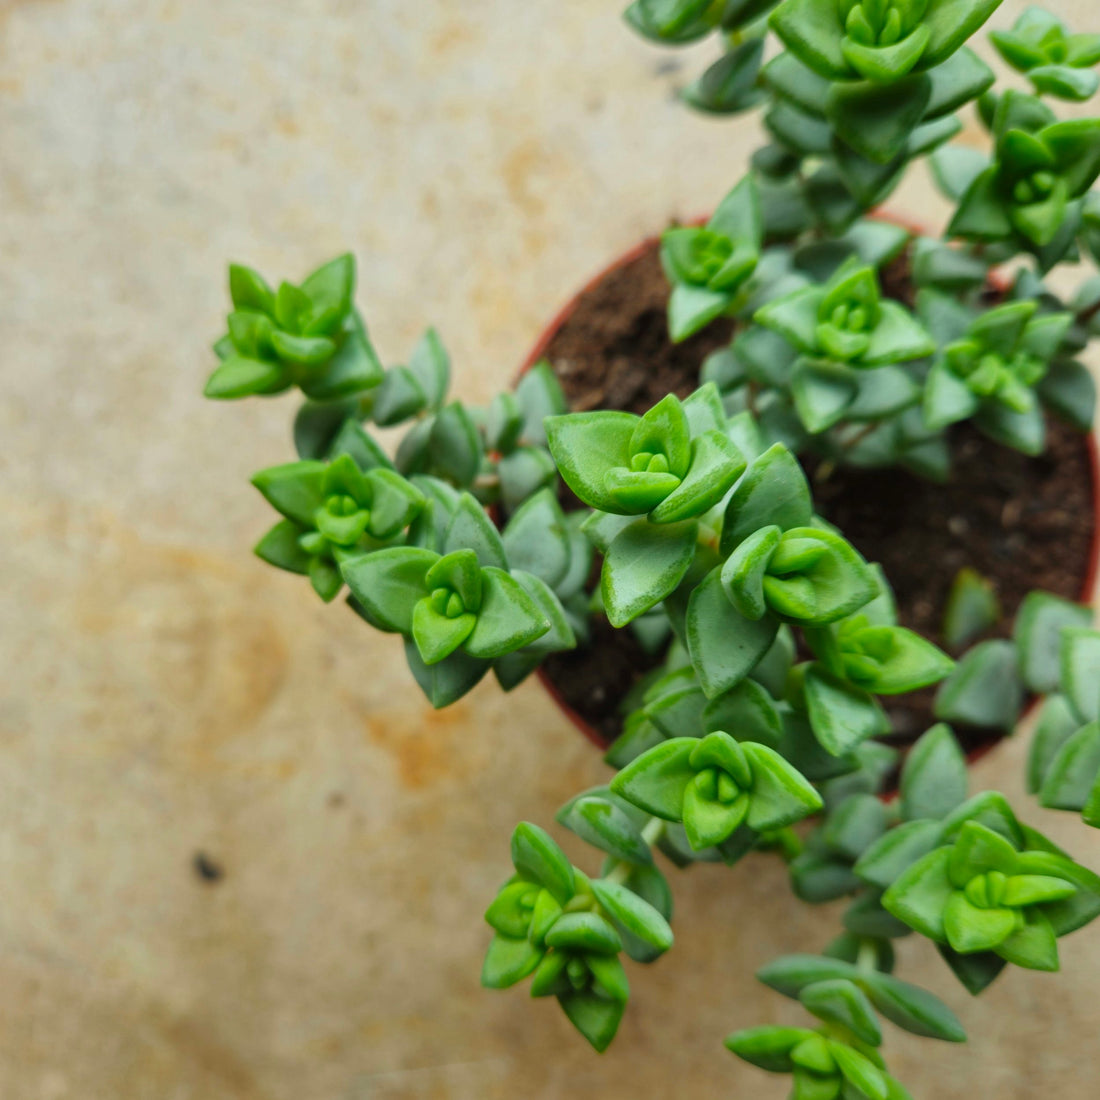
[193,852,224,884]
[327,792,346,809]
[655,59,682,77]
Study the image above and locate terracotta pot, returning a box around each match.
[516,216,1100,762]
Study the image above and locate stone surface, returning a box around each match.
[1,1,1099,1097]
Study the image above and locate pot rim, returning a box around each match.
[516,210,1100,764]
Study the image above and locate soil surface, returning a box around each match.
[537,241,1096,753]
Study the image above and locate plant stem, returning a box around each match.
[604,818,666,885]
[856,940,879,974]
[1078,298,1100,327]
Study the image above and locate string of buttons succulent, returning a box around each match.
[204,2,1100,1094]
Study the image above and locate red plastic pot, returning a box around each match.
[517,215,1100,762]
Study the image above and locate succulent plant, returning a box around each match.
[202,3,1100,1091]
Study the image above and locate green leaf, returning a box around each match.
[947,821,1018,887]
[683,36,766,114]
[996,910,1059,971]
[645,682,708,740]
[943,568,999,651]
[668,285,734,343]
[1028,695,1083,795]
[502,489,571,590]
[754,286,824,355]
[922,0,1004,70]
[683,381,731,435]
[228,263,275,313]
[308,557,343,602]
[768,0,848,81]
[341,546,435,633]
[300,253,355,327]
[702,678,783,749]
[402,639,489,707]
[864,302,936,366]
[937,943,1006,994]
[545,411,638,514]
[974,396,1046,456]
[328,418,394,471]
[204,355,285,399]
[1038,359,1096,431]
[763,50,830,115]
[1039,720,1100,812]
[510,822,575,905]
[726,1025,818,1072]
[515,361,567,447]
[855,819,943,890]
[558,795,653,866]
[938,791,1024,849]
[630,394,692,478]
[254,519,311,575]
[682,781,748,850]
[848,627,954,694]
[900,724,968,821]
[601,519,697,628]
[800,979,881,1047]
[791,850,863,903]
[943,893,1017,954]
[1014,591,1092,695]
[743,742,823,830]
[429,402,482,486]
[611,739,697,821]
[411,600,476,665]
[302,318,383,399]
[1014,850,1100,935]
[720,443,813,553]
[882,847,953,941]
[480,934,543,989]
[722,525,783,621]
[757,954,859,999]
[444,493,507,569]
[649,430,746,524]
[605,713,665,770]
[371,365,428,426]
[498,447,557,511]
[925,46,995,119]
[587,953,630,1002]
[687,568,780,698]
[805,667,885,756]
[558,992,625,1054]
[948,167,1015,241]
[934,639,1023,729]
[486,391,524,453]
[862,971,966,1042]
[842,26,930,85]
[766,99,833,156]
[821,793,889,862]
[493,573,575,681]
[407,327,450,409]
[829,1040,887,1100]
[269,329,336,366]
[545,911,622,955]
[463,567,549,659]
[1061,628,1100,723]
[827,75,932,166]
[590,878,674,953]
[791,359,857,434]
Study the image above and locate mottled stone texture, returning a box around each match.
[1,1,1099,1097]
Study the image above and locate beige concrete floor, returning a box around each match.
[2,1,1099,1097]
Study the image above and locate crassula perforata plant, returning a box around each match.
[203,2,1100,1094]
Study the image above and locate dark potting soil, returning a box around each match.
[537,240,1096,752]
